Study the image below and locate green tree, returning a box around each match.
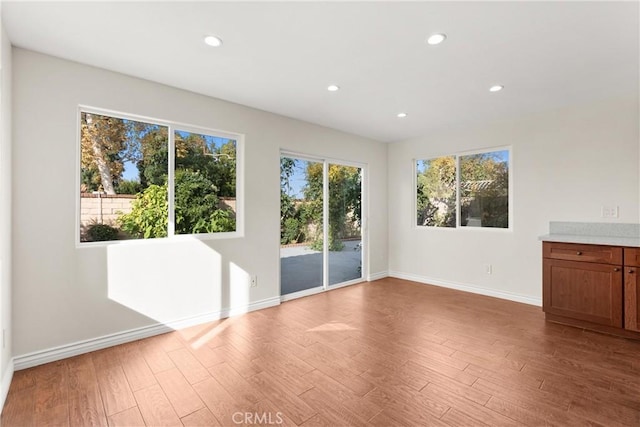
[416,156,456,227]
[80,112,128,193]
[280,157,304,244]
[175,134,236,198]
[305,163,361,251]
[118,171,235,238]
[136,126,169,187]
[116,179,143,194]
[174,169,235,234]
[460,152,508,227]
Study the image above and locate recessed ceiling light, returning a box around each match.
[489,85,504,92]
[397,112,408,118]
[327,84,340,92]
[426,33,447,45]
[204,35,223,47]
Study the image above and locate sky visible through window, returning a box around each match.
[284,159,311,199]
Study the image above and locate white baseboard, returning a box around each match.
[328,278,366,290]
[367,271,389,281]
[14,296,280,371]
[388,271,542,307]
[280,286,325,302]
[223,296,281,318]
[1,358,14,411]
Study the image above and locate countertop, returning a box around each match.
[539,233,640,247]
[539,222,640,247]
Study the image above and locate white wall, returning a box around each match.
[388,96,639,304]
[0,11,13,406]
[12,49,388,360]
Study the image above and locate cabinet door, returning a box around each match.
[543,259,623,327]
[624,248,640,267]
[625,267,639,332]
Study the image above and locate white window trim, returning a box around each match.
[76,105,245,247]
[414,145,512,232]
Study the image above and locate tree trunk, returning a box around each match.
[85,113,116,195]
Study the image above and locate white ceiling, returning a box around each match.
[3,1,639,143]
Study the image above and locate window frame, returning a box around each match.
[414,145,512,232]
[76,105,244,247]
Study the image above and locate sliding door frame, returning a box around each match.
[279,150,368,302]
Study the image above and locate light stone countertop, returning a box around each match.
[539,222,640,247]
[538,233,640,248]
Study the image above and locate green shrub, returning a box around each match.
[281,217,304,244]
[116,179,143,195]
[86,223,119,242]
[174,169,235,234]
[310,230,344,252]
[118,184,168,238]
[117,170,235,238]
[202,209,236,234]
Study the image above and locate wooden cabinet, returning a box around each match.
[543,256,622,327]
[543,241,640,338]
[624,249,640,332]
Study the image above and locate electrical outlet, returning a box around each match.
[601,206,619,218]
[484,264,492,275]
[611,206,619,218]
[250,275,258,288]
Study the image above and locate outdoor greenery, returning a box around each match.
[174,169,235,235]
[118,184,168,239]
[416,151,509,228]
[280,158,361,251]
[416,156,456,227]
[80,112,236,241]
[86,223,120,242]
[459,152,509,227]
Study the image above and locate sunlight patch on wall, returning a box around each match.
[107,239,222,325]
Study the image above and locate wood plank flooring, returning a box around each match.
[3,277,640,426]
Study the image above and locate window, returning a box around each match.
[79,108,241,243]
[416,148,510,229]
[416,156,456,227]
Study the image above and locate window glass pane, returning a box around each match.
[280,157,324,295]
[416,156,457,227]
[459,150,509,228]
[328,164,362,285]
[174,131,237,234]
[80,112,168,242]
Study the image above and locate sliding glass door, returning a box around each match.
[280,154,364,299]
[280,157,324,296]
[328,163,362,286]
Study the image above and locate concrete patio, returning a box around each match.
[280,240,362,295]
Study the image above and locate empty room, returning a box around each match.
[0,1,639,426]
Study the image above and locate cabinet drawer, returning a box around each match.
[543,242,622,265]
[543,259,623,327]
[624,248,640,267]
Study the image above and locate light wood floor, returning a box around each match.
[3,277,640,426]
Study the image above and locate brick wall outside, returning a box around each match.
[80,194,237,227]
[80,193,135,227]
